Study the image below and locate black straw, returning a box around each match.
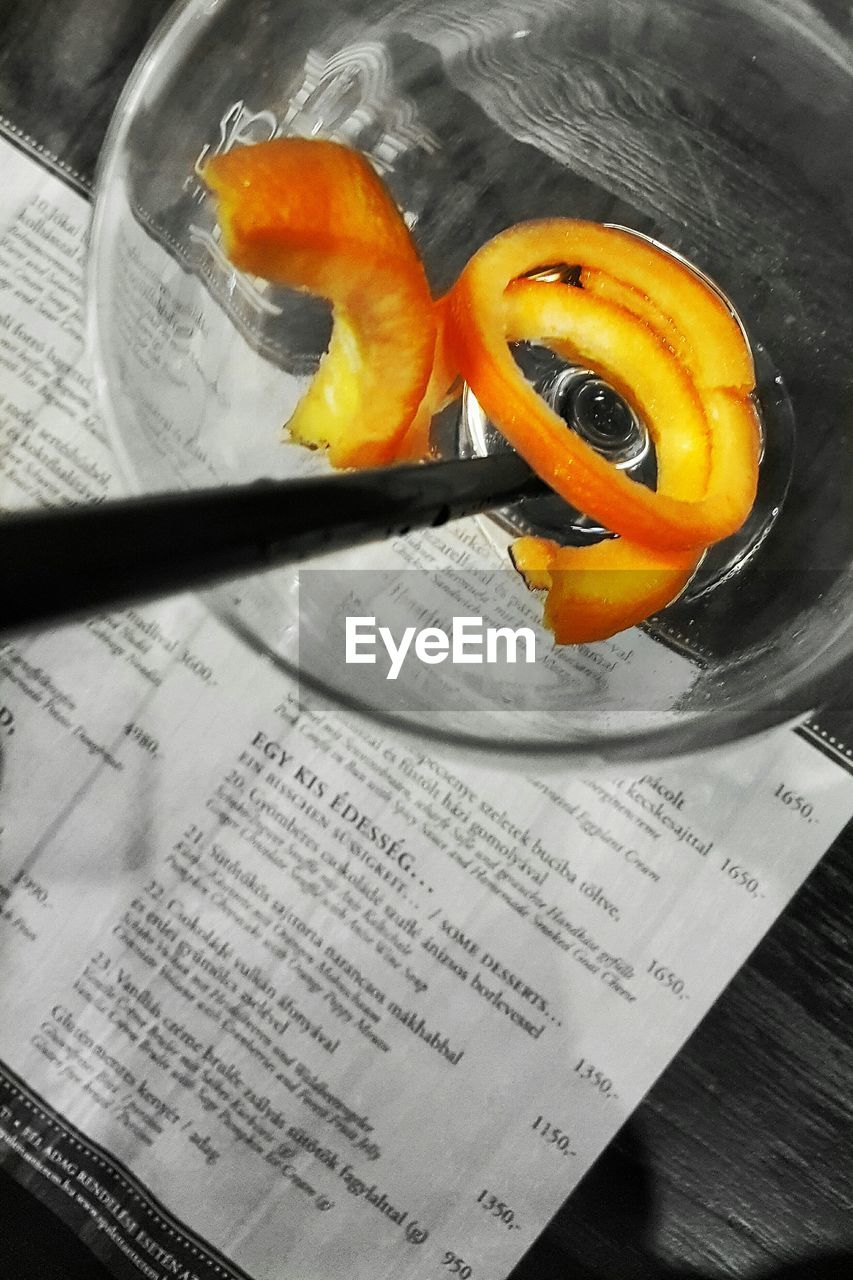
[0,454,548,633]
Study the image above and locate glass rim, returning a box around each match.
[85,0,853,763]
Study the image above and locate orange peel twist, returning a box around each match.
[206,143,760,646]
[204,138,438,469]
[444,220,759,554]
[443,222,760,643]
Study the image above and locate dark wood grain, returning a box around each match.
[0,0,173,187]
[1,2,852,1278]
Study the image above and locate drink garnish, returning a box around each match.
[204,138,438,468]
[206,141,760,644]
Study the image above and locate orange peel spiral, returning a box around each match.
[206,143,760,646]
[204,138,438,469]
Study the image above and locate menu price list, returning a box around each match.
[2,131,853,1280]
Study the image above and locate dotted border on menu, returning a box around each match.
[644,622,711,667]
[799,720,853,764]
[792,717,853,778]
[0,116,92,196]
[649,631,853,766]
[0,1069,248,1280]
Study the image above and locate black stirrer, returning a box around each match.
[0,453,549,633]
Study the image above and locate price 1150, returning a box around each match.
[531,1115,575,1158]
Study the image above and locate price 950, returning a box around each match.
[442,1252,473,1278]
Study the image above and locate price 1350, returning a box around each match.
[476,1189,521,1231]
[124,722,159,757]
[574,1058,618,1098]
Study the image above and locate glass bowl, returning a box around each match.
[88,0,853,763]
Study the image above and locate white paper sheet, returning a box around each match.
[1,133,852,1280]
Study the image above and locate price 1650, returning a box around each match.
[647,960,688,999]
[774,783,815,822]
[720,857,763,898]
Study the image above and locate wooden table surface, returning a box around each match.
[0,1,852,1277]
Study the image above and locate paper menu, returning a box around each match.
[1,131,853,1280]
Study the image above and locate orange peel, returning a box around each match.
[204,138,437,469]
[445,219,758,552]
[207,147,760,645]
